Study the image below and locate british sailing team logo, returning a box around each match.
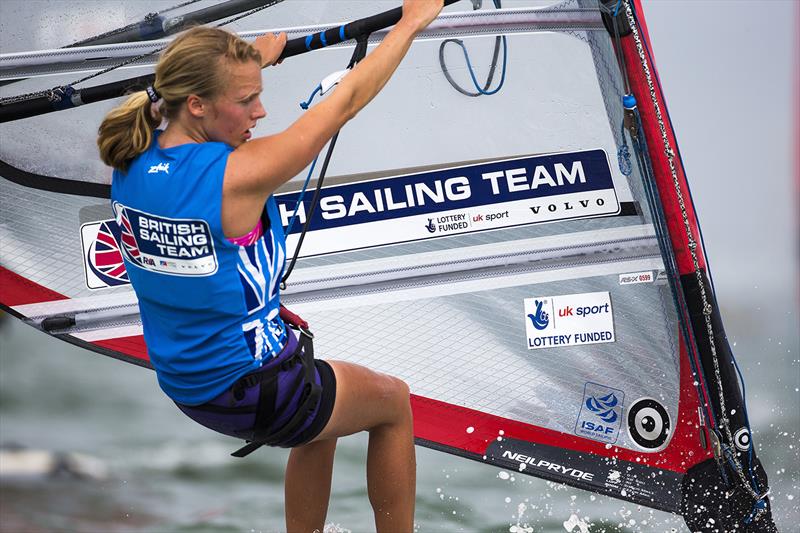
[80,219,130,289]
[575,382,625,444]
[111,202,217,276]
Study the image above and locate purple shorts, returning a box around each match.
[176,328,336,449]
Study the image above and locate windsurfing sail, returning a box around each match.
[0,1,779,531]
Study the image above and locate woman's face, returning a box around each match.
[202,59,266,147]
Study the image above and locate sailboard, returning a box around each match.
[0,1,780,530]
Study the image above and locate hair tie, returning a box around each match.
[145,85,161,103]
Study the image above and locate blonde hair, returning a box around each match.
[97,27,262,171]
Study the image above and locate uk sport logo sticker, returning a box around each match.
[523,291,615,350]
[112,202,217,276]
[575,382,625,444]
[80,219,130,289]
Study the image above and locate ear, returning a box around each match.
[186,94,206,118]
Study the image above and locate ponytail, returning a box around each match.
[97,91,163,172]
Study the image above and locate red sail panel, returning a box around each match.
[0,265,69,307]
[92,334,150,364]
[412,341,712,474]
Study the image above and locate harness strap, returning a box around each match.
[263,332,321,446]
[227,346,302,400]
[231,330,321,457]
[250,371,278,440]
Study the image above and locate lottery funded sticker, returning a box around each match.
[523,291,615,350]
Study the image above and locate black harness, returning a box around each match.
[230,324,321,457]
[184,306,322,457]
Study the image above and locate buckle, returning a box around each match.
[299,325,314,339]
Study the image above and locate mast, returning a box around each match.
[611,1,778,530]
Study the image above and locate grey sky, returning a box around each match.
[641,0,797,302]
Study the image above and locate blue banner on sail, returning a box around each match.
[276,149,619,257]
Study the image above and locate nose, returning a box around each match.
[252,98,266,120]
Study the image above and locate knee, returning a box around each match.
[376,375,411,417]
[388,376,412,417]
[389,375,411,401]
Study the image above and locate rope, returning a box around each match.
[283,156,318,237]
[281,36,370,288]
[608,3,714,432]
[439,36,506,96]
[623,0,766,508]
[438,0,507,97]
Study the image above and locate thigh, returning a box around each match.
[310,360,410,442]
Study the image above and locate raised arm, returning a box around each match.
[222,0,444,236]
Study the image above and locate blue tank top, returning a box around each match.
[111,130,287,405]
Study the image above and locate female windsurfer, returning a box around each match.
[96,1,443,531]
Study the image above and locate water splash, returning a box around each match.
[322,523,352,533]
[509,502,534,533]
[562,513,590,533]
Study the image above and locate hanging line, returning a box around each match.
[283,157,318,238]
[438,0,507,97]
[281,36,370,289]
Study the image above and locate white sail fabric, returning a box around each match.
[1,0,712,515]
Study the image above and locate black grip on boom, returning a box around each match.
[281,0,460,59]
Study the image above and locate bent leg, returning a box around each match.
[312,360,416,533]
[285,437,337,533]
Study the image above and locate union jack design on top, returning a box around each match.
[80,219,130,289]
[117,207,142,264]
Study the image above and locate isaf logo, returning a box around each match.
[575,382,625,444]
[585,392,619,423]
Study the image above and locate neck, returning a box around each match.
[158,114,209,149]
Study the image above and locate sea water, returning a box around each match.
[1,294,797,533]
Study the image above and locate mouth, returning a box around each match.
[243,129,252,140]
